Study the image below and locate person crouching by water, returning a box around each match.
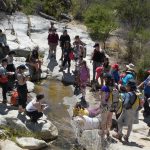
[26,94,47,123]
[16,65,28,113]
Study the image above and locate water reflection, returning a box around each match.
[35,80,76,150]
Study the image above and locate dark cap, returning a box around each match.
[36,94,44,100]
[93,43,99,48]
[18,64,27,70]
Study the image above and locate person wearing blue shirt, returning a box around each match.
[111,64,120,84]
[122,71,134,86]
[138,72,150,117]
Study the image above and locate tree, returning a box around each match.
[115,0,150,62]
[84,4,117,49]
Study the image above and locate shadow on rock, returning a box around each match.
[47,54,58,72]
[122,141,144,148]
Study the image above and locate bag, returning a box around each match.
[69,51,74,60]
[124,92,143,111]
[10,91,18,106]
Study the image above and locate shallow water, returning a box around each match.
[35,80,77,150]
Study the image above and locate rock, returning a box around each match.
[60,13,72,21]
[5,115,29,132]
[38,11,57,21]
[41,72,47,79]
[0,116,7,126]
[16,137,48,150]
[0,140,23,150]
[26,119,58,141]
[27,81,35,92]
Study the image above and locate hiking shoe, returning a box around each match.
[123,135,129,142]
[112,133,122,141]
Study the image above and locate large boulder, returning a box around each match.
[16,137,48,150]
[0,140,23,150]
[26,119,58,141]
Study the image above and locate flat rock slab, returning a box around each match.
[0,140,24,150]
[16,137,48,150]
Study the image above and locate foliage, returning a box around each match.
[84,4,117,49]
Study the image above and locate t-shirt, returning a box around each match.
[122,73,134,86]
[60,35,70,48]
[80,67,89,82]
[92,50,105,63]
[48,33,59,44]
[63,47,72,59]
[101,85,110,104]
[144,76,150,96]
[0,66,8,83]
[111,70,120,83]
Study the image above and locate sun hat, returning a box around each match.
[112,64,119,70]
[126,63,135,70]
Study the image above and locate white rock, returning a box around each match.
[27,81,35,92]
[16,137,48,150]
[0,140,23,150]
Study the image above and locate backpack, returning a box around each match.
[124,92,143,111]
[10,91,18,106]
[109,88,120,112]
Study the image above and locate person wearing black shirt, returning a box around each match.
[59,30,71,60]
[91,43,106,81]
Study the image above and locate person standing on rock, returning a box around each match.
[26,94,47,123]
[48,28,59,59]
[113,80,138,142]
[79,60,90,108]
[59,41,73,73]
[91,43,106,82]
[138,70,150,117]
[59,30,71,61]
[0,58,14,104]
[16,64,28,113]
[0,29,9,54]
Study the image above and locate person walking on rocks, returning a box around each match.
[91,43,106,82]
[48,28,59,59]
[26,94,47,123]
[59,30,71,60]
[16,65,28,113]
[113,80,139,142]
[138,70,150,117]
[0,58,14,104]
[79,60,90,108]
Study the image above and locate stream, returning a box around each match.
[35,80,78,150]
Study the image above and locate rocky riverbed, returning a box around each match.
[0,12,150,150]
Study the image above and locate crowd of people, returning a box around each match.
[0,21,150,142]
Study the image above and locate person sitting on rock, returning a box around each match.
[48,28,59,59]
[0,58,14,104]
[26,94,47,123]
[28,47,42,73]
[16,64,28,113]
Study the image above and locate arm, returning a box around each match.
[138,82,144,89]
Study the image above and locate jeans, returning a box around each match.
[0,82,8,101]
